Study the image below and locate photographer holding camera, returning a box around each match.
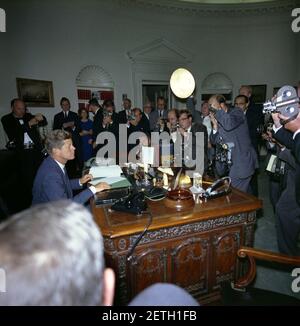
[102,100,118,130]
[149,96,168,132]
[1,98,48,209]
[209,94,258,193]
[271,110,300,256]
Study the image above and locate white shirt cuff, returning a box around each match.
[89,186,97,194]
[293,129,300,139]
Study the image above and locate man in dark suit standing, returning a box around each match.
[93,99,119,163]
[149,96,168,132]
[272,111,300,255]
[32,130,110,205]
[173,109,208,173]
[53,97,82,175]
[126,108,150,160]
[273,111,300,203]
[2,99,47,151]
[209,95,258,193]
[88,98,103,147]
[239,85,264,152]
[142,102,152,121]
[141,102,152,131]
[128,108,150,136]
[238,86,264,197]
[1,98,47,208]
[118,98,133,124]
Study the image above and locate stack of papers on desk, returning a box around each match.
[89,176,131,189]
[90,165,123,178]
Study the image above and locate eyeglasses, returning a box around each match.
[179,117,188,121]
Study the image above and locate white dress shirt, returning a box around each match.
[18,119,34,145]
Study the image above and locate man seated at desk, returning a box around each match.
[32,130,110,205]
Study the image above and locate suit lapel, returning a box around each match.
[49,157,73,199]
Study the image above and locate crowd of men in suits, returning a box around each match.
[1,83,300,256]
[0,87,265,209]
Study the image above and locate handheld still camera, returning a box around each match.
[103,109,113,118]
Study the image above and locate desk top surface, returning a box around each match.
[92,188,262,238]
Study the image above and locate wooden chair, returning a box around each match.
[221,246,300,305]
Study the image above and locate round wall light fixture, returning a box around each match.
[170,68,195,99]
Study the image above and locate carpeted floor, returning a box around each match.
[252,156,300,300]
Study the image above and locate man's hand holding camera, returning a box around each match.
[28,113,45,128]
[209,112,218,131]
[102,115,113,127]
[129,118,138,127]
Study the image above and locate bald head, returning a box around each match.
[11,99,25,118]
[239,85,252,98]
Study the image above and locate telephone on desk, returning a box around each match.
[201,176,231,200]
[111,191,147,215]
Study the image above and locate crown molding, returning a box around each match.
[116,0,298,17]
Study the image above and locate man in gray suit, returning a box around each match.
[209,95,258,193]
[149,96,168,131]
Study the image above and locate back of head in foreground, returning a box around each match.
[0,200,114,306]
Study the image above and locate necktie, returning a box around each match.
[181,133,185,166]
[63,167,73,199]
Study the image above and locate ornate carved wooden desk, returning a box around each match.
[92,189,262,305]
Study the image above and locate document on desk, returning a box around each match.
[89,176,131,189]
[89,165,123,178]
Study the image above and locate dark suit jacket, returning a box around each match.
[245,100,264,151]
[1,112,47,151]
[92,109,104,141]
[53,110,82,165]
[174,123,208,172]
[53,110,81,134]
[274,127,300,206]
[117,110,129,124]
[128,120,150,137]
[211,107,258,179]
[32,156,93,205]
[149,109,168,131]
[295,133,300,163]
[141,113,150,133]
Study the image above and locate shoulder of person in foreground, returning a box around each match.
[128,283,199,306]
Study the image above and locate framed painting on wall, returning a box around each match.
[16,78,54,107]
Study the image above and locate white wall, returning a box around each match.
[0,0,298,148]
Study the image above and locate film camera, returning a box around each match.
[263,85,299,123]
[215,137,235,166]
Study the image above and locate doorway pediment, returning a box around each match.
[127,38,192,64]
